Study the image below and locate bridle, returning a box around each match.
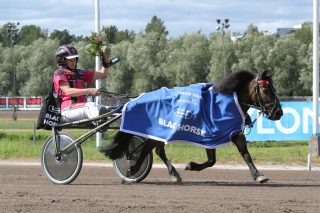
[241,75,281,134]
[243,75,281,120]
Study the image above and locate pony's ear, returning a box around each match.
[260,70,275,78]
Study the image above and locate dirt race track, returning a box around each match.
[1,111,320,212]
[1,164,320,213]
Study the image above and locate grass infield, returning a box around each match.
[0,119,318,165]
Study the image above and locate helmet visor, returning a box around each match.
[66,55,79,59]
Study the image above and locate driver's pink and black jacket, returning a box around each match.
[52,68,95,110]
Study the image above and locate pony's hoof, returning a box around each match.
[256,176,269,183]
[170,174,182,183]
[185,164,192,170]
[185,162,196,171]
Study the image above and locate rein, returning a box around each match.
[242,111,262,135]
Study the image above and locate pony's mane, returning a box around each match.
[215,70,256,93]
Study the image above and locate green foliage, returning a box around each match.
[245,23,263,36]
[207,32,236,81]
[294,22,312,45]
[127,32,168,93]
[86,32,110,57]
[0,22,19,47]
[17,38,58,96]
[76,41,95,69]
[0,18,317,97]
[165,33,210,86]
[101,25,135,44]
[49,29,76,45]
[267,36,302,96]
[145,16,168,36]
[0,48,12,95]
[106,41,135,93]
[19,25,47,46]
[298,43,312,92]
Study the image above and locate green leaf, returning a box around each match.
[86,32,110,57]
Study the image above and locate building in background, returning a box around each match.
[276,24,302,36]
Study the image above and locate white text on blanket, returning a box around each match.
[159,118,206,137]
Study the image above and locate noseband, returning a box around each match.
[252,77,280,119]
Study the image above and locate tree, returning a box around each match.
[76,41,95,70]
[19,25,47,46]
[231,26,277,75]
[16,38,59,96]
[245,23,262,36]
[101,25,135,44]
[127,32,168,93]
[298,43,312,95]
[267,35,302,96]
[233,34,276,73]
[145,16,168,36]
[207,32,237,82]
[294,22,312,46]
[0,47,12,95]
[115,29,135,43]
[49,29,76,45]
[165,33,210,86]
[250,35,276,71]
[102,25,118,44]
[106,41,135,94]
[0,22,20,47]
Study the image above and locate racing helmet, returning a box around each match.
[55,44,79,66]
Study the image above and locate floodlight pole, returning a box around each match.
[95,0,102,147]
[7,22,20,121]
[313,0,319,135]
[216,18,230,77]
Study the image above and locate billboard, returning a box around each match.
[246,101,315,141]
[8,97,24,108]
[25,97,41,108]
[0,98,6,108]
[0,97,42,110]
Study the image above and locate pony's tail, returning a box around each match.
[100,131,131,160]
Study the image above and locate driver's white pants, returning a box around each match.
[60,102,100,123]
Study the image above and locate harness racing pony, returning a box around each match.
[103,70,283,183]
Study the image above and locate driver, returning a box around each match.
[53,44,110,123]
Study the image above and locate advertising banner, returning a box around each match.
[0,98,6,108]
[26,97,41,108]
[246,101,314,141]
[8,97,24,108]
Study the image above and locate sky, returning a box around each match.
[0,0,313,38]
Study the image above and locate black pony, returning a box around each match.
[103,70,283,183]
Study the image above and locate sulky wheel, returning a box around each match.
[112,136,153,183]
[41,132,83,184]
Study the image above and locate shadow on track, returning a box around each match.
[139,181,320,188]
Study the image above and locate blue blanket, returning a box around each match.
[120,83,245,149]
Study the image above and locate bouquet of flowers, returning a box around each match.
[86,32,111,57]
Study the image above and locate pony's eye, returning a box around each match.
[260,86,273,97]
[262,88,271,94]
